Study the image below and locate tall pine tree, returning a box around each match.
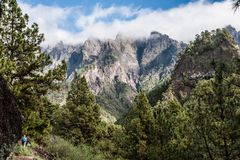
[0,0,66,140]
[54,75,101,145]
[150,96,191,160]
[123,92,154,160]
[185,61,240,159]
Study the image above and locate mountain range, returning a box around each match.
[45,25,240,122]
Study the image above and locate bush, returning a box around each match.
[10,144,44,160]
[12,145,33,156]
[45,136,105,160]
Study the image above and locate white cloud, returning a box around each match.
[75,4,138,28]
[18,0,240,46]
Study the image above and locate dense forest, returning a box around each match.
[1,0,240,160]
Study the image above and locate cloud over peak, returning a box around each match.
[19,0,240,46]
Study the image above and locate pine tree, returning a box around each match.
[123,92,154,160]
[185,61,240,159]
[55,75,101,145]
[0,0,66,140]
[150,96,191,160]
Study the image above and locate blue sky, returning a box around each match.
[20,0,223,10]
[17,0,239,46]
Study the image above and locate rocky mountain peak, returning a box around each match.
[226,25,240,45]
[47,31,186,118]
[150,31,162,36]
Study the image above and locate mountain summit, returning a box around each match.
[47,32,185,119]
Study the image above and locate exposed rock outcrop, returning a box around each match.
[226,25,240,45]
[0,76,22,158]
[46,32,185,118]
[171,29,240,102]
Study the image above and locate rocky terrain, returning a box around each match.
[226,25,240,45]
[46,32,185,119]
[171,27,240,102]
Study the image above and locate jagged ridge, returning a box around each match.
[46,32,185,119]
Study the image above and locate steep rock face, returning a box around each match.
[0,76,22,158]
[67,51,83,78]
[171,29,240,102]
[47,32,185,118]
[81,37,139,117]
[83,37,139,94]
[45,42,82,80]
[139,32,186,90]
[226,25,240,45]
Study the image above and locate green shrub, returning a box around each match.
[12,145,33,156]
[45,136,105,160]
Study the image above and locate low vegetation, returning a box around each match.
[45,136,105,160]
